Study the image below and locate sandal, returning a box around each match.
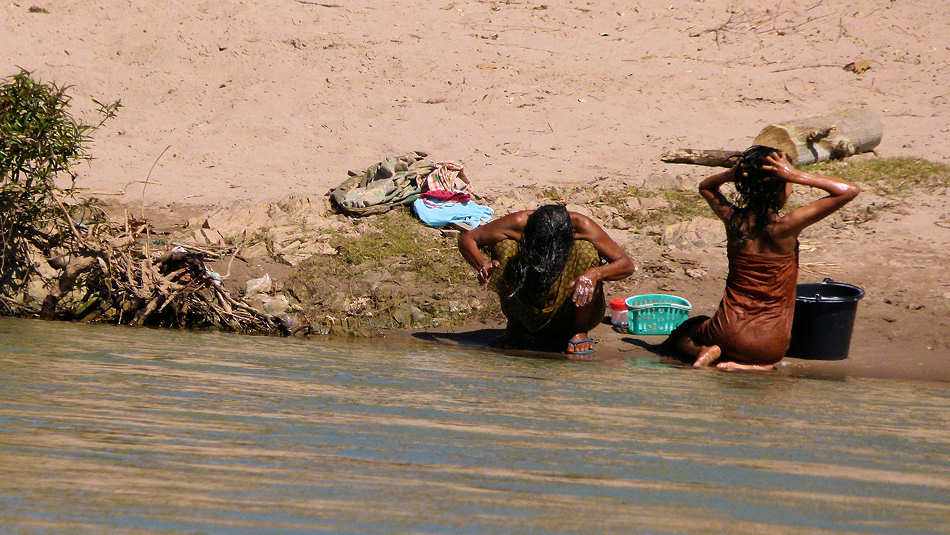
[566,337,595,355]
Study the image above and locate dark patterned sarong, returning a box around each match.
[489,239,605,340]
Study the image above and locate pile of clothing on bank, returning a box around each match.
[328,152,493,228]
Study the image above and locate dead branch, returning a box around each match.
[296,0,342,6]
[660,148,742,167]
[770,64,840,73]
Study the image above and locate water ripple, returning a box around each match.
[0,318,948,534]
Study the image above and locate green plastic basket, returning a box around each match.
[625,294,692,335]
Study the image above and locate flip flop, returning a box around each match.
[566,337,595,355]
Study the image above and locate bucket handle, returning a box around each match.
[815,278,835,302]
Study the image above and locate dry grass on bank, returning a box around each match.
[286,209,500,335]
[804,157,950,196]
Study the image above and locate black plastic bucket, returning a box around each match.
[786,279,865,360]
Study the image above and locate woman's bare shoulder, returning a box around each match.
[568,211,599,229]
[568,211,612,241]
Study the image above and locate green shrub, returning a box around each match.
[0,69,119,307]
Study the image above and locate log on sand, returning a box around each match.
[662,108,882,167]
[752,108,882,165]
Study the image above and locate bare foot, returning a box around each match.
[716,361,777,372]
[692,345,721,367]
[566,333,595,359]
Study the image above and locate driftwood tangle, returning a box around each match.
[662,108,883,167]
[4,195,287,335]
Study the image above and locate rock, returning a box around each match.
[242,242,269,260]
[274,312,300,331]
[397,271,419,284]
[24,279,47,308]
[647,172,679,190]
[263,295,290,315]
[624,196,670,216]
[247,294,289,315]
[390,303,427,327]
[315,242,338,255]
[609,215,631,230]
[392,304,412,327]
[187,227,226,245]
[588,204,617,223]
[364,270,391,288]
[685,268,707,279]
[565,203,593,218]
[640,196,671,211]
[567,190,591,204]
[187,216,209,229]
[622,198,641,212]
[269,225,302,246]
[327,290,348,311]
[346,296,372,314]
[662,217,726,249]
[277,253,307,267]
[276,241,334,266]
[409,305,426,325]
[35,257,59,279]
[245,273,272,296]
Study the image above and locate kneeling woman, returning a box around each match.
[458,205,635,356]
[667,146,860,371]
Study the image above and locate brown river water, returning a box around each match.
[0,317,948,534]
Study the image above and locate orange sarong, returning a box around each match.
[694,246,799,364]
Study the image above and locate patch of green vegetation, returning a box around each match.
[539,186,564,201]
[661,190,709,220]
[286,208,497,334]
[330,209,468,284]
[804,157,950,196]
[597,185,655,211]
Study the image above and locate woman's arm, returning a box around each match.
[570,214,636,305]
[698,168,737,223]
[766,153,860,238]
[457,210,530,285]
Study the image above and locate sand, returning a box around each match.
[3,0,948,205]
[3,0,949,378]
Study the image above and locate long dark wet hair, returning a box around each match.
[730,145,786,242]
[506,204,573,299]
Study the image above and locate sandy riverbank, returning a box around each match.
[3,1,948,205]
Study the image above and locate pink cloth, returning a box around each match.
[421,190,471,203]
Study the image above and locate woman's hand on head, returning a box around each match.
[762,151,796,180]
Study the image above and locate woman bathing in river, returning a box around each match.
[666,146,860,371]
[458,205,635,357]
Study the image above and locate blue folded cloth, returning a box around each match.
[412,197,494,228]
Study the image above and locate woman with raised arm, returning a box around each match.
[458,205,635,358]
[666,145,860,371]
